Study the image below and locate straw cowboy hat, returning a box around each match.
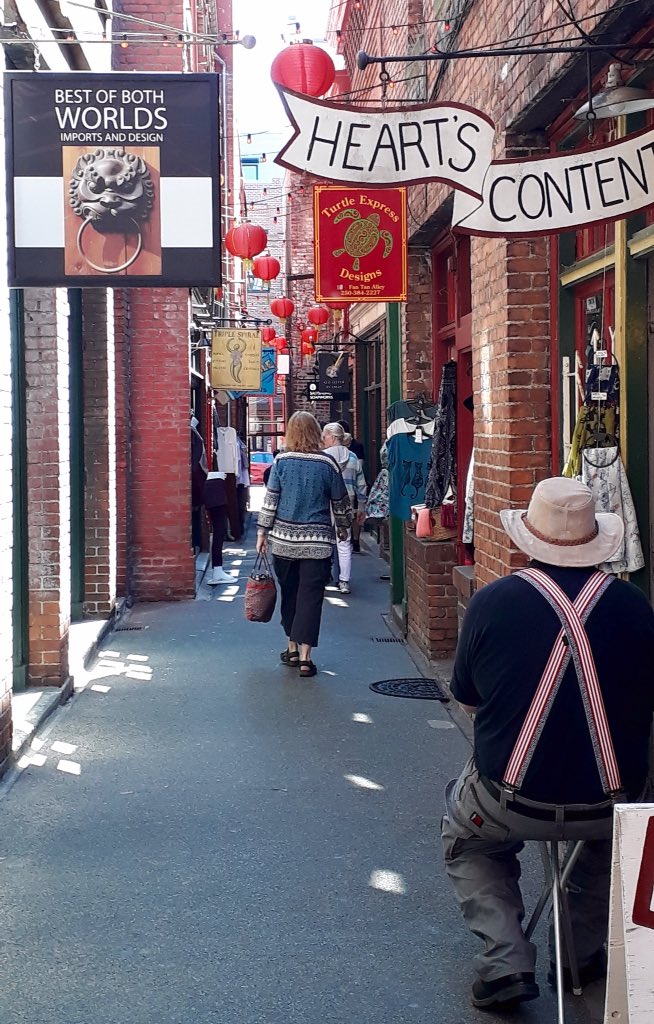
[500,477,624,568]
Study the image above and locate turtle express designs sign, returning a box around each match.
[314,186,407,303]
[277,89,654,238]
[5,72,221,287]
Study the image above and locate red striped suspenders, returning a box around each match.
[502,567,623,797]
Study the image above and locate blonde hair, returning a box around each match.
[285,411,323,453]
[343,432,352,447]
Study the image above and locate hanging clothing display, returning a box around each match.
[365,443,390,520]
[581,447,644,574]
[562,404,618,478]
[425,361,457,509]
[462,451,475,545]
[215,425,239,475]
[387,417,436,440]
[387,398,438,425]
[562,358,642,573]
[386,431,433,521]
[237,439,250,486]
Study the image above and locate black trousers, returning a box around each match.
[207,505,227,567]
[273,556,331,648]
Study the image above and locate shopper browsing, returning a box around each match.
[256,412,352,677]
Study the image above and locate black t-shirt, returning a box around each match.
[451,562,654,803]
[349,438,365,462]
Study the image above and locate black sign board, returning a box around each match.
[317,351,350,396]
[306,382,333,402]
[5,72,221,287]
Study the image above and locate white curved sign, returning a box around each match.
[276,89,654,236]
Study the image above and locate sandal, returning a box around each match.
[280,649,300,666]
[298,660,317,678]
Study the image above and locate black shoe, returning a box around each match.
[471,973,540,1010]
[352,539,361,552]
[547,948,607,991]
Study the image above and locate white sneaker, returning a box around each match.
[207,567,234,585]
[338,580,350,594]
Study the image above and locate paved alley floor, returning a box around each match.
[0,526,602,1024]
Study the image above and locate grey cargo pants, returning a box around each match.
[441,757,612,982]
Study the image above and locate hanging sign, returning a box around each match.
[5,71,221,287]
[604,805,654,1024]
[211,329,262,391]
[277,90,654,238]
[314,186,407,302]
[317,352,350,395]
[306,381,333,402]
[277,88,494,195]
[454,125,654,237]
[227,347,277,398]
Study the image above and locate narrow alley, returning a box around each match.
[0,525,599,1024]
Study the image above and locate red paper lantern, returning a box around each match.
[270,296,295,321]
[301,327,318,346]
[261,326,277,343]
[275,336,288,353]
[224,222,268,267]
[307,305,330,327]
[324,299,350,323]
[252,255,281,282]
[271,43,336,98]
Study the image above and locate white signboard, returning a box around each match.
[454,126,654,236]
[604,804,654,1024]
[276,88,495,196]
[276,90,654,237]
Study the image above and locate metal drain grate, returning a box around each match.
[371,636,405,644]
[115,625,146,632]
[369,678,449,701]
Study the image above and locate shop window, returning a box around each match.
[574,275,615,390]
[246,271,271,294]
[432,235,473,564]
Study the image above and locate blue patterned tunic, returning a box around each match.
[258,451,353,559]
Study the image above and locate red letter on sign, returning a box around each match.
[632,816,654,930]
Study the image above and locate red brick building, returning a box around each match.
[282,1,654,666]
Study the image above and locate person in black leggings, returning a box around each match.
[203,473,234,586]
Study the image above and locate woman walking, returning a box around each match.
[322,422,367,594]
[256,411,352,677]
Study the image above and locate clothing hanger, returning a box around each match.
[405,393,434,426]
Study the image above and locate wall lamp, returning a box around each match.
[574,62,654,119]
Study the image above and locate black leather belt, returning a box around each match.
[479,776,615,822]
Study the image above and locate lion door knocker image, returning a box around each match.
[68,148,155,274]
[226,336,246,384]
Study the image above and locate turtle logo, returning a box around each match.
[332,209,393,272]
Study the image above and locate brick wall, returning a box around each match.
[405,533,458,659]
[82,290,117,615]
[285,175,332,420]
[0,61,13,768]
[125,289,195,601]
[113,0,196,602]
[24,289,71,686]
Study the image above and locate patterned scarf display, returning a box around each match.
[425,361,457,509]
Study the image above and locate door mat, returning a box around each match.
[369,678,449,701]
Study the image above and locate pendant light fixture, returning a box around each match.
[574,63,654,120]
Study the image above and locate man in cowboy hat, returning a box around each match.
[442,476,654,1010]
